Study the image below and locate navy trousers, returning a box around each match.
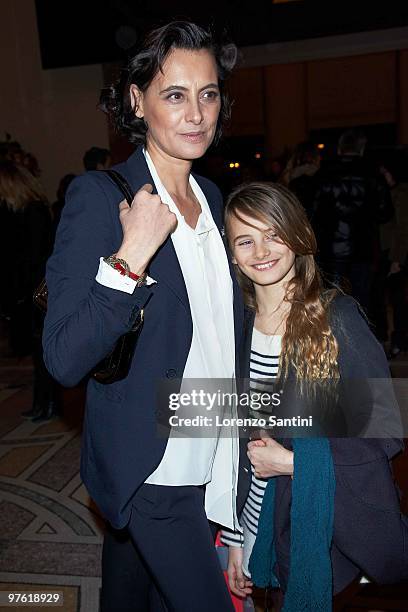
[101,484,234,612]
[101,523,166,612]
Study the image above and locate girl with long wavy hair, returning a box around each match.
[222,182,407,611]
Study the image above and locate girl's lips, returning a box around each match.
[252,260,278,271]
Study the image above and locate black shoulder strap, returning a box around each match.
[104,169,134,207]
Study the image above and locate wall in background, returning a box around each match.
[228,48,407,164]
[2,2,407,193]
[0,1,109,199]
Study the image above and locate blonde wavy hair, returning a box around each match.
[225,181,339,382]
[0,161,47,212]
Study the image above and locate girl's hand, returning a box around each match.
[227,546,253,598]
[247,432,294,478]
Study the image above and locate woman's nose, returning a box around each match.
[186,99,203,124]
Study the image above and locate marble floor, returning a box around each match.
[0,360,103,612]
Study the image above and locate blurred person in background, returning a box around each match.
[0,161,59,421]
[52,173,76,232]
[22,151,42,178]
[282,141,321,219]
[311,129,393,314]
[0,137,40,177]
[378,156,408,356]
[266,155,287,184]
[0,137,25,165]
[83,146,111,171]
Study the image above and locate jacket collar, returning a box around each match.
[123,147,189,311]
[124,146,224,233]
[121,147,244,354]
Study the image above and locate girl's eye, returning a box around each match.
[237,240,253,247]
[265,233,278,241]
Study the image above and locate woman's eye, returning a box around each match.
[202,90,219,101]
[167,92,184,102]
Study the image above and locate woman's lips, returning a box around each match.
[252,260,278,271]
[180,132,206,143]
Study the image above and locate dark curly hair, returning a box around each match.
[99,21,237,145]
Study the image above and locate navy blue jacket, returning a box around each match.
[237,295,408,593]
[43,147,244,529]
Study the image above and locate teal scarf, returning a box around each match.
[248,438,335,611]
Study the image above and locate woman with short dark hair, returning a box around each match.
[100,20,235,147]
[43,20,242,611]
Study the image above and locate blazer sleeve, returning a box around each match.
[42,173,153,387]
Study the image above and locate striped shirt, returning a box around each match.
[221,329,281,576]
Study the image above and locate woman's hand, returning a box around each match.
[247,433,294,478]
[116,183,177,275]
[227,546,253,598]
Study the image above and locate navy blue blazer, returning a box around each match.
[43,147,244,529]
[237,295,408,594]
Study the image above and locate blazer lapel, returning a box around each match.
[149,240,190,313]
[239,308,255,387]
[123,148,190,312]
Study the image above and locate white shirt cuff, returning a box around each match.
[95,258,156,294]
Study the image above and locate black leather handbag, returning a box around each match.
[33,169,144,385]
